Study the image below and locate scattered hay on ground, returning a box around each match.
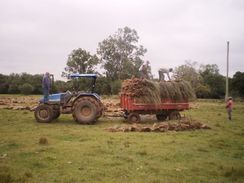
[105,118,211,133]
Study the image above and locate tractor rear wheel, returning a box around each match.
[34,104,53,123]
[73,97,97,124]
[128,113,141,123]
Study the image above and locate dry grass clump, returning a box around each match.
[39,137,48,145]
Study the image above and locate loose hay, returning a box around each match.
[121,78,195,103]
[105,118,211,133]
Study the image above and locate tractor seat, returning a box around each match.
[60,91,73,105]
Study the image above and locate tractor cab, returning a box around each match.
[39,73,99,104]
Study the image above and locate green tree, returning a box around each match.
[200,64,225,98]
[19,83,34,95]
[95,77,111,95]
[195,84,211,98]
[97,27,147,81]
[174,61,202,90]
[231,71,244,97]
[7,73,21,94]
[62,48,99,77]
[0,74,9,93]
[54,80,69,93]
[31,74,43,94]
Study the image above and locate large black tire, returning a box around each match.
[156,114,167,121]
[73,98,98,124]
[169,110,181,120]
[127,113,141,123]
[34,104,54,123]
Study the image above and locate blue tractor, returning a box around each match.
[34,74,104,124]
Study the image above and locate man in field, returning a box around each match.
[42,72,51,103]
[226,97,234,120]
[158,68,173,81]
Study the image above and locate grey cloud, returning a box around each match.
[0,0,243,79]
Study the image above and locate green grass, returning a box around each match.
[0,99,244,183]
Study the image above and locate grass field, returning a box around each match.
[0,97,244,183]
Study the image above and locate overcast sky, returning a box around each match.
[0,0,243,80]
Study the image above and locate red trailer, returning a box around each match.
[120,94,190,122]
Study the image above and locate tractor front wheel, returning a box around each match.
[34,104,54,123]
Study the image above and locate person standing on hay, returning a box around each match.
[139,64,150,79]
[158,68,173,81]
[226,97,234,121]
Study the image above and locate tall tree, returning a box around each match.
[97,27,147,80]
[62,48,99,77]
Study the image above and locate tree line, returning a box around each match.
[1,27,243,98]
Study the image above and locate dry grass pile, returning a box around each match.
[105,118,211,133]
[121,78,195,103]
[160,80,195,101]
[121,78,161,104]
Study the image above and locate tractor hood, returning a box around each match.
[39,93,65,103]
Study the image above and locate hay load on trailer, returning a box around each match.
[120,78,195,122]
[121,78,195,103]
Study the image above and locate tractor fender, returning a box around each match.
[73,93,100,104]
[72,93,103,112]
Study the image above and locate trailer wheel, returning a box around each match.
[128,113,141,123]
[156,114,167,121]
[169,111,181,120]
[34,104,53,123]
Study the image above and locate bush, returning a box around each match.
[195,84,211,98]
[8,84,19,94]
[19,83,34,95]
[111,80,122,95]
